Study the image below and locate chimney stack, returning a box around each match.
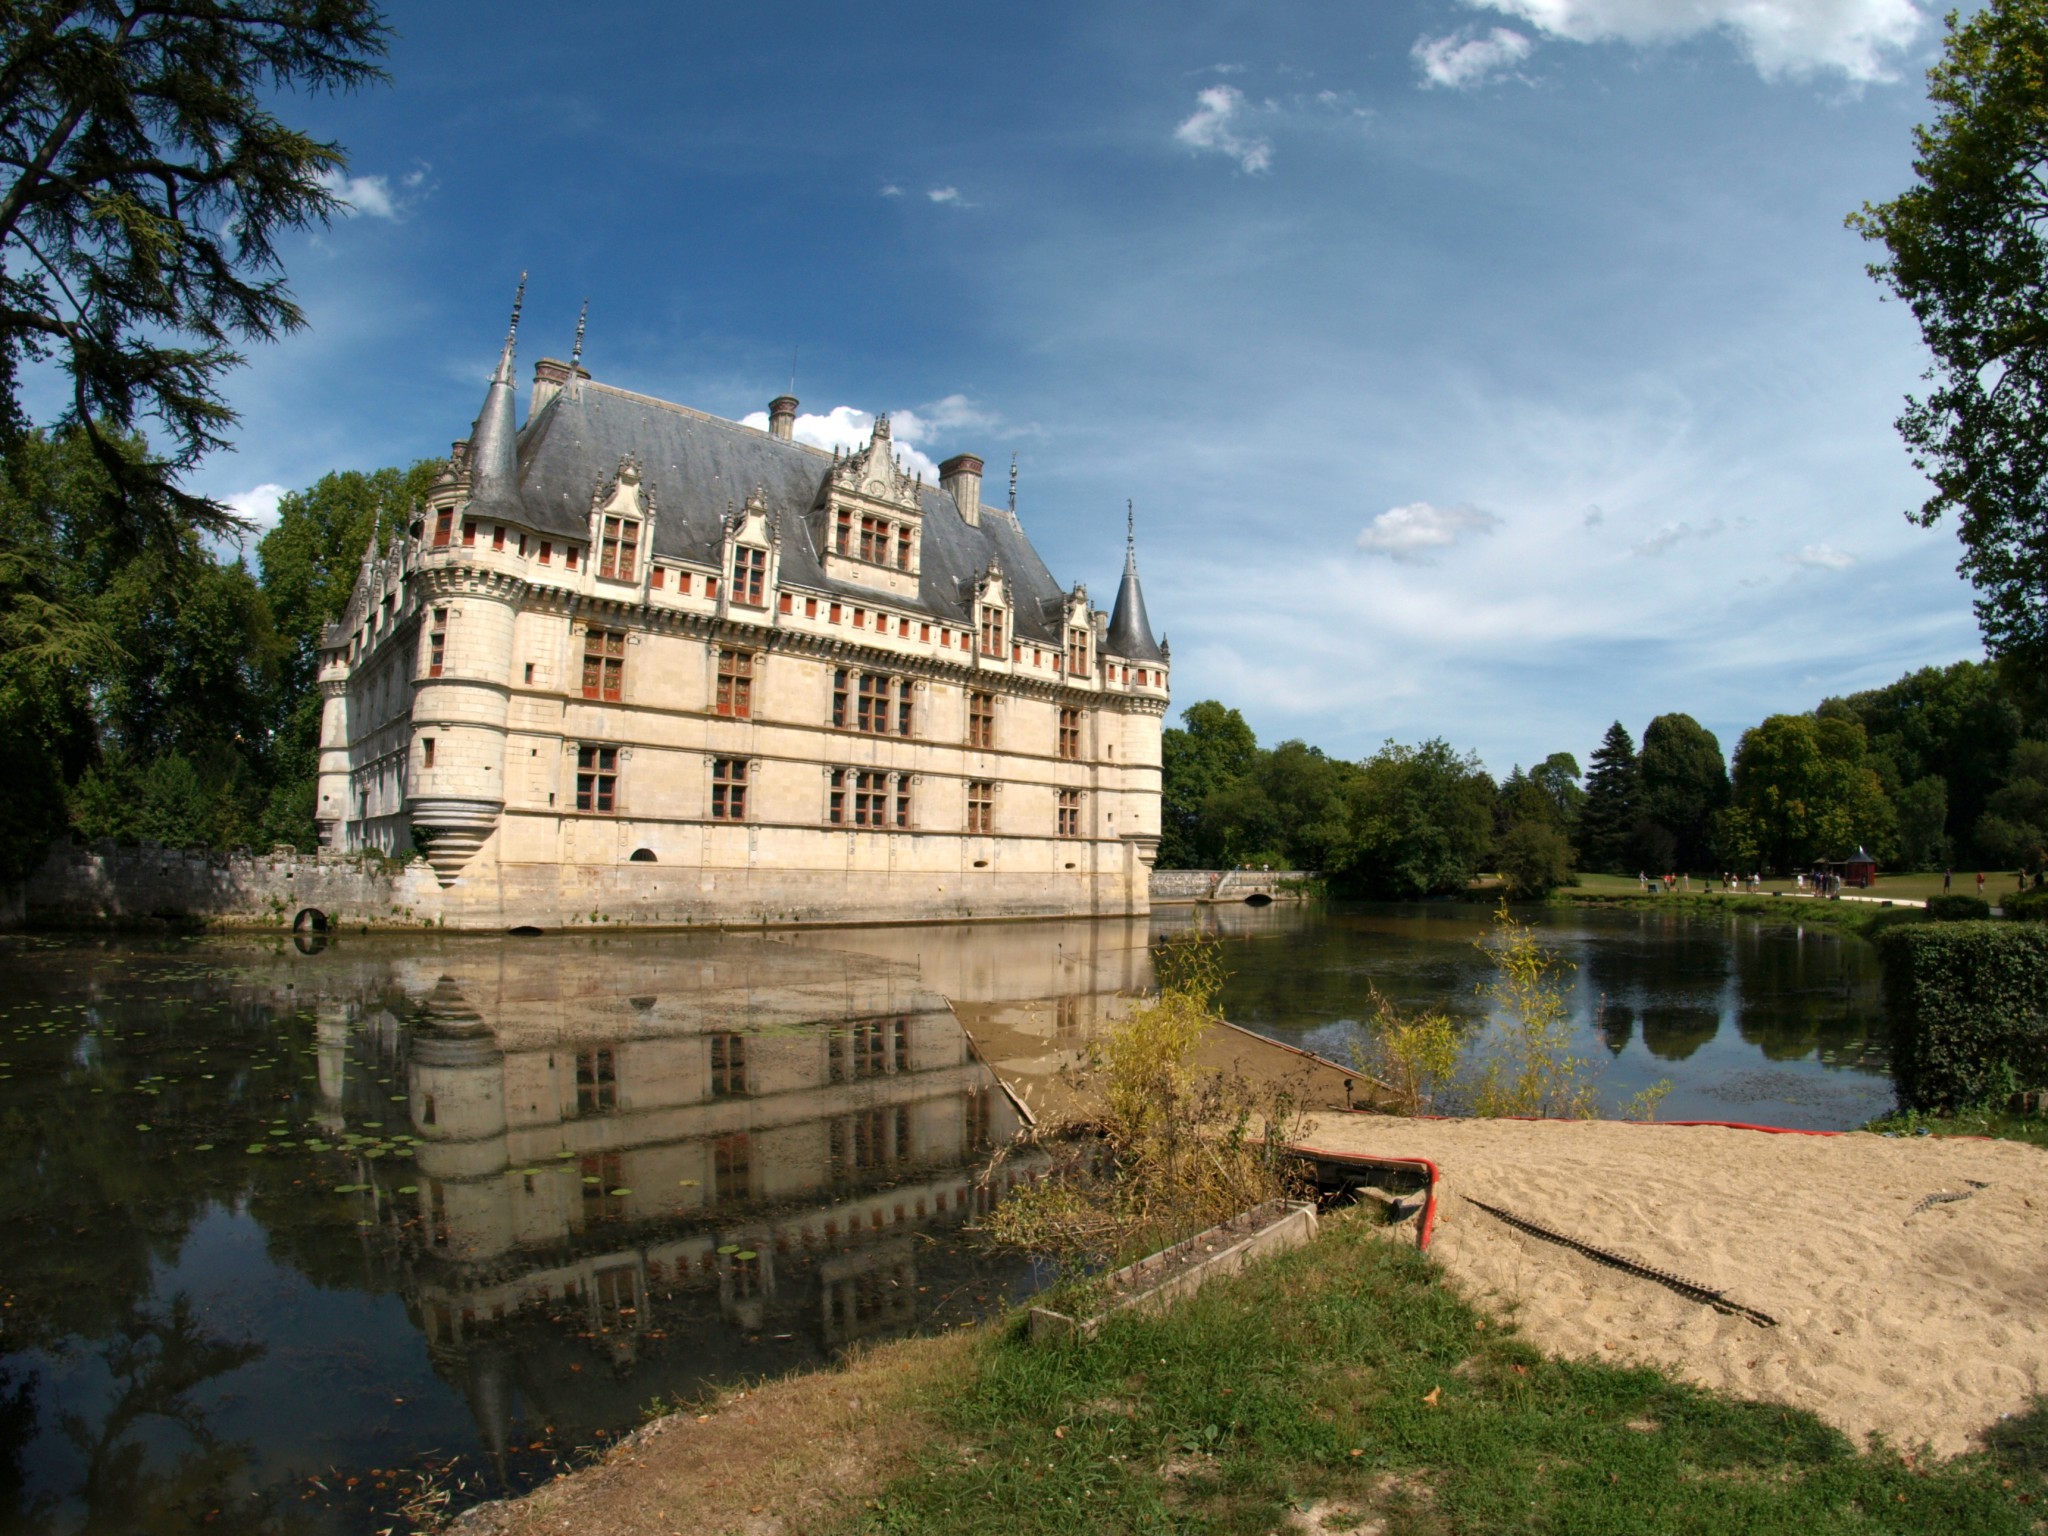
[531,357,589,416]
[939,453,984,526]
[768,395,798,442]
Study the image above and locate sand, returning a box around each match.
[1295,1115,2048,1458]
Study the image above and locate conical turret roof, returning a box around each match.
[464,275,527,525]
[1106,507,1161,662]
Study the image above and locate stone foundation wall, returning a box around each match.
[9,836,1154,932]
[16,842,445,930]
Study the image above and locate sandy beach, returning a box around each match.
[1297,1114,2048,1456]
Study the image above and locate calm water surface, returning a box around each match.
[0,902,1889,1534]
[1175,899,1891,1128]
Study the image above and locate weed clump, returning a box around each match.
[982,932,1308,1273]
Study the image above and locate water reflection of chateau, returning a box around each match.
[298,934,1066,1465]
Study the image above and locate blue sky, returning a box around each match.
[185,0,1973,777]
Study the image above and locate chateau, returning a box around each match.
[317,297,1168,928]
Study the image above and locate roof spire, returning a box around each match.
[1008,452,1018,515]
[569,297,588,371]
[1126,499,1136,567]
[495,271,527,382]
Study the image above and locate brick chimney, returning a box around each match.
[940,454,983,526]
[531,357,589,416]
[768,395,798,442]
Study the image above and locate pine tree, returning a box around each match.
[1578,722,1641,874]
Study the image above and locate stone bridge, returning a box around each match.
[1148,868,1314,903]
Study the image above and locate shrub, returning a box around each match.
[981,932,1308,1271]
[1348,984,1463,1114]
[1926,893,1992,921]
[1497,821,1575,900]
[1469,900,1599,1119]
[2006,888,2048,922]
[1877,922,2048,1110]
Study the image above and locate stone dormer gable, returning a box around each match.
[970,560,1011,657]
[588,455,655,585]
[718,486,782,613]
[815,415,924,602]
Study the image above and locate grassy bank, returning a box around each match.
[1865,1105,2048,1151]
[826,1209,2042,1535]
[1547,886,1925,939]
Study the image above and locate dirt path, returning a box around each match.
[447,1331,970,1536]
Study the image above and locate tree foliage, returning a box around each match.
[1577,722,1640,873]
[1330,738,1496,898]
[1718,714,1897,873]
[1852,0,2048,670]
[0,0,389,541]
[1638,713,1730,871]
[0,424,438,874]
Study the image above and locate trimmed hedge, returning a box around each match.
[1878,922,2048,1110]
[2006,888,2048,922]
[1926,893,1993,921]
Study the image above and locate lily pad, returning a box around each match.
[735,1250,757,1261]
[609,1188,632,1197]
[398,1185,419,1195]
[134,1123,151,1131]
[717,1244,740,1255]
[193,1143,213,1152]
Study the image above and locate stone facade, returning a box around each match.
[318,304,1168,931]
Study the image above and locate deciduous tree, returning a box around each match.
[1852,0,2048,670]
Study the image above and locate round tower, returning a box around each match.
[408,283,528,885]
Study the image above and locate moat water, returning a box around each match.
[0,900,1889,1535]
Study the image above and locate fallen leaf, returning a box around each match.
[1422,1386,1442,1406]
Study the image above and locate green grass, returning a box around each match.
[1865,1104,2048,1151]
[1548,870,2028,902]
[838,1211,2044,1534]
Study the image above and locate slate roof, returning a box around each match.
[1107,547,1163,662]
[508,380,1087,645]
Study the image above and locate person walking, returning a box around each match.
[1944,868,1953,893]
[1977,870,1986,897]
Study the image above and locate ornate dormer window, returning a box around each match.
[591,457,653,583]
[1061,585,1092,677]
[972,561,1010,659]
[818,416,923,600]
[723,487,778,612]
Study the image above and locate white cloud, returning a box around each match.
[317,167,402,220]
[902,393,998,434]
[1414,27,1535,89]
[224,482,289,533]
[1630,516,1725,556]
[1790,542,1857,569]
[1356,501,1503,560]
[1459,0,1925,82]
[880,183,904,197]
[738,405,944,480]
[928,186,964,205]
[1173,86,1273,174]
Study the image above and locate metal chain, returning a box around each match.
[1461,1194,1779,1329]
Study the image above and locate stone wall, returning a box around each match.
[14,842,445,930]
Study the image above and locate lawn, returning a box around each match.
[1541,870,2025,904]
[837,1209,2045,1535]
